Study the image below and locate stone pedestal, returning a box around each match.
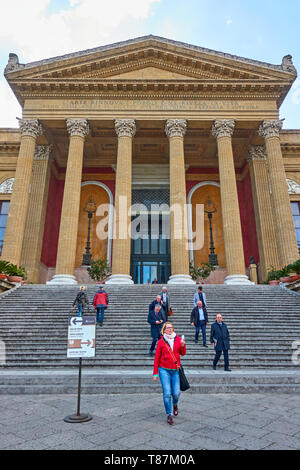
[259,120,299,267]
[165,119,194,285]
[1,119,43,266]
[212,120,252,286]
[106,119,136,285]
[48,119,89,285]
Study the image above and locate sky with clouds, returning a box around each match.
[0,0,299,128]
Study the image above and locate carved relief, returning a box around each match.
[18,119,43,139]
[212,119,235,139]
[115,119,136,138]
[247,145,267,162]
[281,55,297,74]
[0,178,14,194]
[259,119,284,139]
[287,179,300,195]
[34,145,53,161]
[4,53,25,74]
[165,119,187,138]
[66,119,90,138]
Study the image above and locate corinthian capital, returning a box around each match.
[115,119,136,138]
[212,120,235,139]
[34,145,53,161]
[66,119,90,138]
[258,119,284,139]
[247,145,267,163]
[19,119,43,139]
[165,119,187,139]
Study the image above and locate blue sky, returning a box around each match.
[0,0,299,128]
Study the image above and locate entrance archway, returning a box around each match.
[188,182,225,268]
[75,182,113,267]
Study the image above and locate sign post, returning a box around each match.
[64,315,96,423]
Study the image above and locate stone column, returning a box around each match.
[165,119,194,284]
[247,145,280,281]
[48,119,89,284]
[259,120,299,266]
[1,119,43,266]
[212,119,252,285]
[21,145,54,283]
[106,119,136,284]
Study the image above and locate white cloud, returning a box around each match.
[0,0,161,61]
[0,76,22,128]
[292,79,300,105]
[226,19,232,25]
[0,0,160,127]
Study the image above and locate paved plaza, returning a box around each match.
[1,392,300,450]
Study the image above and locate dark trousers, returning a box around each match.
[195,320,207,345]
[96,306,105,324]
[213,348,229,370]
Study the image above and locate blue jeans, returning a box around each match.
[195,320,207,345]
[96,306,105,324]
[77,305,83,317]
[158,367,180,416]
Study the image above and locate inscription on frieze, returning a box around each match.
[25,99,266,112]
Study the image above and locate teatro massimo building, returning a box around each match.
[0,35,299,286]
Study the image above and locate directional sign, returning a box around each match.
[67,316,96,359]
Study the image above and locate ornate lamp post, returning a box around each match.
[204,198,219,266]
[82,197,97,266]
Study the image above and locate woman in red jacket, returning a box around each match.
[153,321,186,425]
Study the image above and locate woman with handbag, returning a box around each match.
[153,322,187,425]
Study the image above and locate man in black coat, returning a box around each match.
[210,314,231,371]
[190,300,209,347]
[147,304,164,356]
[149,295,167,322]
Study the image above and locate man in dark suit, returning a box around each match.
[149,295,167,323]
[210,314,231,371]
[147,304,164,356]
[190,300,209,347]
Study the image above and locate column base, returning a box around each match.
[168,274,195,285]
[106,274,134,285]
[224,274,254,286]
[47,274,78,285]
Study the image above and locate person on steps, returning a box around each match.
[153,322,186,426]
[210,314,231,371]
[148,303,164,356]
[93,284,109,326]
[72,286,89,317]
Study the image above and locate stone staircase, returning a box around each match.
[0,284,300,393]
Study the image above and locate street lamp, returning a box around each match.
[204,198,219,266]
[82,197,97,266]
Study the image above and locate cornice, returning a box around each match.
[5,35,296,78]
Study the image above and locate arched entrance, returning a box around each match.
[188,182,225,268]
[75,182,113,267]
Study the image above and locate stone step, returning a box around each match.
[1,369,300,394]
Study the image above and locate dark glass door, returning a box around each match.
[130,213,171,284]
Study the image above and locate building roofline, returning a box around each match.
[6,34,296,76]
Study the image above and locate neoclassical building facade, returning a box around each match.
[0,35,299,285]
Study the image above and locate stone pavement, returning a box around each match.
[0,393,300,450]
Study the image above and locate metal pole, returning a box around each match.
[76,357,82,416]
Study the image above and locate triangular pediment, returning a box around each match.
[86,66,196,80]
[5,35,296,82]
[5,35,296,107]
